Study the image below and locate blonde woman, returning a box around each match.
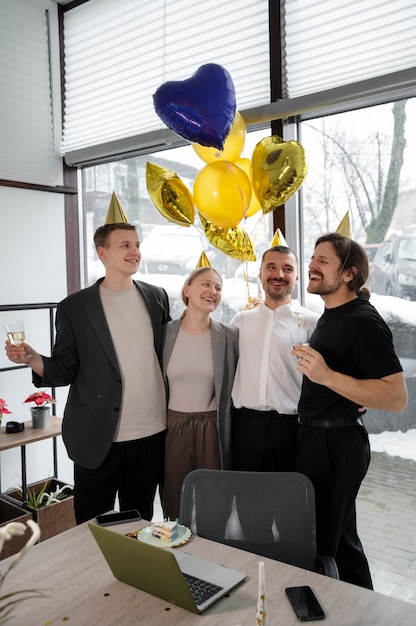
[162,267,239,519]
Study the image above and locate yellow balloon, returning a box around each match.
[192,111,246,164]
[194,161,252,230]
[199,214,256,261]
[235,158,262,218]
[251,136,308,214]
[146,162,194,226]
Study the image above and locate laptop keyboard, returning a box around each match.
[183,572,223,605]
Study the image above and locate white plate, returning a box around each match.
[137,524,192,548]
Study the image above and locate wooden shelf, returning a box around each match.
[0,416,62,451]
[0,416,63,502]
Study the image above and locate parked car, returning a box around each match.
[363,243,381,273]
[368,234,416,300]
[138,225,211,276]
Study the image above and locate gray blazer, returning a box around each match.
[33,278,170,469]
[163,318,239,469]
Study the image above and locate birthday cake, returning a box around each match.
[151,520,179,542]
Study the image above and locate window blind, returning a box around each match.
[283,0,416,99]
[62,0,270,164]
[0,0,62,186]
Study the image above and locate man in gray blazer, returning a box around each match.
[5,223,170,524]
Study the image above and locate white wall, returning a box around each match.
[0,186,73,491]
[0,0,74,492]
[0,187,67,304]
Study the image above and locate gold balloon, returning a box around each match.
[235,158,262,218]
[251,136,308,214]
[193,160,251,230]
[192,111,246,164]
[146,162,194,226]
[199,214,256,261]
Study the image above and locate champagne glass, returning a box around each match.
[289,327,310,349]
[4,319,25,346]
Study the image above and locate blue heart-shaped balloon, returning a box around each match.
[153,64,236,151]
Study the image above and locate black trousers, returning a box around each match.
[73,430,165,524]
[296,423,373,589]
[232,407,298,471]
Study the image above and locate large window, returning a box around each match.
[73,1,416,602]
[299,98,416,582]
[82,128,274,321]
[300,99,416,252]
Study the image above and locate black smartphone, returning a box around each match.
[96,509,142,526]
[285,586,325,621]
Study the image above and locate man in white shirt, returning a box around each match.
[231,245,319,471]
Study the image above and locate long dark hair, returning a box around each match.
[315,233,370,299]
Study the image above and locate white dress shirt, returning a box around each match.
[231,300,319,414]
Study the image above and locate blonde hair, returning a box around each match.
[181,267,222,306]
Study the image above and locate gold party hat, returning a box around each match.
[105,191,128,224]
[195,251,212,268]
[336,211,352,238]
[271,228,288,247]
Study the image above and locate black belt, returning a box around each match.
[235,407,297,419]
[298,416,364,428]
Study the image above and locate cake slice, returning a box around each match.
[151,520,179,542]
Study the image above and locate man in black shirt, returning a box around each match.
[293,233,407,589]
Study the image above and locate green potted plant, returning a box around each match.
[22,480,73,510]
[23,391,56,429]
[1,479,75,542]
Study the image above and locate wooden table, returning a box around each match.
[0,416,62,500]
[1,518,416,625]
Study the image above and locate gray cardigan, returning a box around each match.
[163,318,239,469]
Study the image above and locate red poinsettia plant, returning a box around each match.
[23,390,56,408]
[0,398,12,416]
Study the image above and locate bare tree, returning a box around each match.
[303,100,408,244]
[367,100,407,242]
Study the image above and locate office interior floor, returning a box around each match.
[153,451,416,605]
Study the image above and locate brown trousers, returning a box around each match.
[162,409,221,520]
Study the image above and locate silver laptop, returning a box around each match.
[88,523,247,614]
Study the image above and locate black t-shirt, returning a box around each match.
[298,298,403,421]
